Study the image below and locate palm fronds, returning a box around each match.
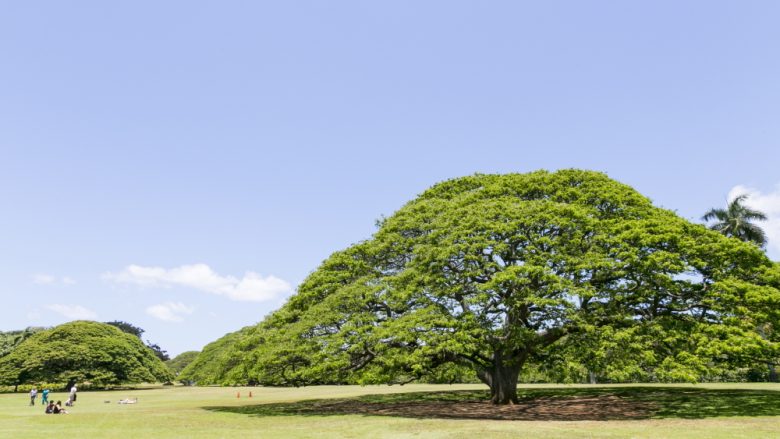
[702,194,768,247]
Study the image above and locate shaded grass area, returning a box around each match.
[205,386,780,421]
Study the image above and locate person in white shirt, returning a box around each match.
[69,384,77,405]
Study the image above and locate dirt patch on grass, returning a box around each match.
[300,394,654,421]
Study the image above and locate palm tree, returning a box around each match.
[702,194,768,247]
[705,195,775,382]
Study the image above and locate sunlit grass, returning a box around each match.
[1,383,779,438]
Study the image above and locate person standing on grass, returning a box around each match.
[41,388,50,405]
[69,384,77,405]
[29,388,37,406]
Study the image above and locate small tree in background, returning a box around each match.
[0,321,173,389]
[166,351,200,377]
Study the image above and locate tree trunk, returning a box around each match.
[769,363,778,383]
[477,352,522,404]
[588,370,597,384]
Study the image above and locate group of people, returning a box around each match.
[44,400,68,414]
[29,388,48,406]
[29,385,78,414]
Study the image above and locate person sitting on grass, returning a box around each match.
[44,401,55,414]
[53,401,68,414]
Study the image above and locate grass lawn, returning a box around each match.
[1,383,779,438]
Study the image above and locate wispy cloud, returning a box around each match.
[729,184,780,257]
[46,304,97,320]
[33,274,56,285]
[33,274,76,285]
[146,302,194,322]
[62,277,76,285]
[102,263,293,302]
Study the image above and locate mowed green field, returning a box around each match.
[1,383,779,438]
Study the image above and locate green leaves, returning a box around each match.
[165,351,200,376]
[703,194,768,247]
[0,321,173,388]
[192,170,780,391]
[0,327,45,358]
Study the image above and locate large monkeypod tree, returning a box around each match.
[246,170,780,404]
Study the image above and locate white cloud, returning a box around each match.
[33,274,56,285]
[146,302,194,322]
[46,304,97,320]
[103,263,293,302]
[729,184,780,258]
[33,274,76,285]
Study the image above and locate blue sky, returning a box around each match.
[1,1,779,356]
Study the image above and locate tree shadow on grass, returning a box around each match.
[203,387,780,421]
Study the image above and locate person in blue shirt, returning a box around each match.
[41,389,50,405]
